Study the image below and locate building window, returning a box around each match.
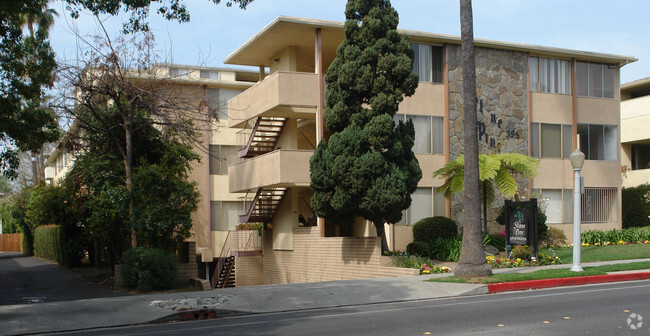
[577,124,617,161]
[207,88,242,120]
[394,114,444,154]
[411,44,443,83]
[210,201,243,231]
[576,61,616,98]
[395,187,446,225]
[535,189,573,224]
[530,123,572,159]
[631,144,650,170]
[200,69,219,80]
[529,57,571,94]
[582,188,617,223]
[209,145,240,175]
[168,67,190,78]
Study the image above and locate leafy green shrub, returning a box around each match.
[21,229,33,256]
[539,227,567,247]
[496,202,548,236]
[121,247,178,291]
[412,216,458,244]
[622,184,650,228]
[406,241,429,257]
[581,228,650,245]
[511,245,531,260]
[430,236,463,262]
[33,225,64,264]
[484,233,506,251]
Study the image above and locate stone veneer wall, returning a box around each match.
[447,45,529,231]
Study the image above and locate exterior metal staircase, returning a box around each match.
[238,117,287,158]
[213,256,235,289]
[240,187,288,223]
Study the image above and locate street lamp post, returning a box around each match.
[570,150,585,272]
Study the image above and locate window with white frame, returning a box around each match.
[534,189,573,224]
[207,88,241,120]
[394,114,444,154]
[200,69,219,80]
[394,187,446,225]
[411,44,444,83]
[529,57,571,94]
[530,123,572,159]
[168,67,190,78]
[577,124,617,161]
[210,201,244,231]
[576,61,617,99]
[209,145,240,175]
[631,144,650,170]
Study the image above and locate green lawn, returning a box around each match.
[546,243,650,263]
[430,261,650,284]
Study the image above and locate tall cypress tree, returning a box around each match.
[310,0,420,252]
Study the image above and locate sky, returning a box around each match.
[48,0,650,84]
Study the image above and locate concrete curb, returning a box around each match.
[488,272,650,293]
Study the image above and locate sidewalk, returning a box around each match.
[1,258,649,336]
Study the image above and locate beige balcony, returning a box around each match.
[229,149,312,193]
[228,72,319,128]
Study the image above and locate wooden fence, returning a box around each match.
[0,233,21,252]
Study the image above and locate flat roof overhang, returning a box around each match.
[225,16,637,68]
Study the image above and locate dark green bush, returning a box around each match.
[412,216,458,244]
[406,241,430,257]
[622,184,650,228]
[496,202,548,236]
[429,236,463,262]
[33,225,64,264]
[484,233,506,251]
[121,247,178,291]
[21,229,33,256]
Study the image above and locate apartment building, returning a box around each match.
[218,16,635,285]
[620,78,650,187]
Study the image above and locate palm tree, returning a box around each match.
[21,4,58,38]
[433,153,539,233]
[452,0,492,278]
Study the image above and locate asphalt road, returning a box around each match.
[0,252,123,305]
[46,279,650,336]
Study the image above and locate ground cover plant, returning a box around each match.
[430,261,650,284]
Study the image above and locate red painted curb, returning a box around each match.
[488,272,650,293]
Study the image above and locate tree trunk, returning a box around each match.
[124,118,137,248]
[454,0,492,278]
[482,180,488,233]
[374,222,390,254]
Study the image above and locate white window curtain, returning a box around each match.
[222,201,243,231]
[529,57,539,92]
[408,188,433,225]
[410,115,432,154]
[412,44,432,82]
[542,189,563,224]
[432,116,444,154]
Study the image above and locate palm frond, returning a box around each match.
[494,167,518,198]
[478,154,500,181]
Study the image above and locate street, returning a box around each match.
[0,252,123,305]
[49,279,650,336]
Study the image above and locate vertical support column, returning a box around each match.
[204,85,213,260]
[259,65,266,81]
[443,44,451,218]
[526,53,533,199]
[571,59,578,151]
[315,28,326,236]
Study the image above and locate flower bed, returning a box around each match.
[486,254,561,268]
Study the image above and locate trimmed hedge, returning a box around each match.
[406,241,430,257]
[33,225,64,264]
[412,216,458,244]
[121,247,178,292]
[622,184,650,228]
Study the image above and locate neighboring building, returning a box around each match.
[221,16,634,285]
[620,78,650,187]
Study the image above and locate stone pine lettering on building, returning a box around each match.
[477,99,522,151]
